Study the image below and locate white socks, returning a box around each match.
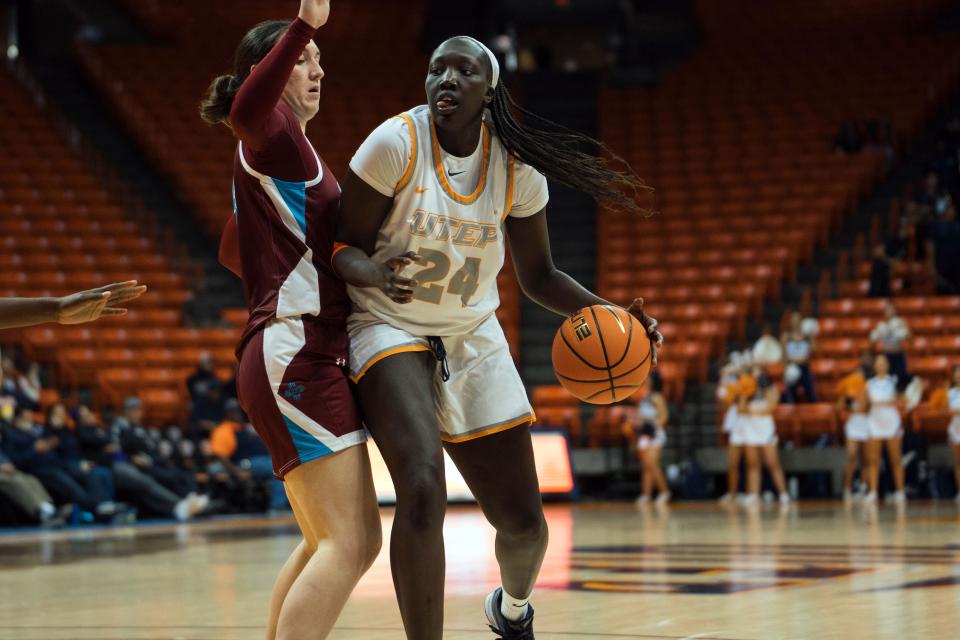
[500,588,529,621]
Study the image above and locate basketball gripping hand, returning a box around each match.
[626,297,663,367]
[378,251,421,304]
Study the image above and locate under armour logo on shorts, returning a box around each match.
[282,382,305,401]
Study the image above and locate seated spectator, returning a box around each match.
[863,117,894,164]
[112,397,210,507]
[0,353,23,421]
[2,407,115,521]
[187,353,225,437]
[834,120,863,154]
[870,301,910,385]
[12,359,41,411]
[0,435,66,526]
[211,399,288,511]
[907,171,952,260]
[752,325,783,367]
[868,220,908,298]
[181,280,223,328]
[926,203,960,294]
[77,405,204,521]
[45,403,131,521]
[781,311,817,402]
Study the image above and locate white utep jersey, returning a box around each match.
[348,105,545,336]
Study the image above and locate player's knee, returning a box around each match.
[333,528,382,579]
[498,509,548,547]
[397,464,446,532]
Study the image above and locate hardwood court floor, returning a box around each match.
[0,501,958,639]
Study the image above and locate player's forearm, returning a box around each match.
[229,18,316,141]
[332,247,383,288]
[0,297,60,330]
[520,268,607,317]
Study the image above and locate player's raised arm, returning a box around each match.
[0,281,147,330]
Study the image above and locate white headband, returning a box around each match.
[460,36,500,88]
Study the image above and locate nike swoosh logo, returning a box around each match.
[415,187,429,194]
[448,171,466,177]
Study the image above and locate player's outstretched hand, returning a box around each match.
[57,281,148,325]
[379,252,421,304]
[626,297,663,367]
[299,0,331,28]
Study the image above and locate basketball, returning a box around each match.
[551,304,652,404]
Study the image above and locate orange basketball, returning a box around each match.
[551,304,652,404]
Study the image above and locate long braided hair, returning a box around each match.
[488,81,653,215]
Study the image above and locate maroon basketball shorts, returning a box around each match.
[237,317,365,479]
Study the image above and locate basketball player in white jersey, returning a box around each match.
[334,36,661,639]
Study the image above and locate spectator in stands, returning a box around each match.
[0,356,20,425]
[863,117,895,165]
[16,361,42,411]
[0,436,65,526]
[181,279,223,328]
[0,354,31,414]
[869,301,910,384]
[740,370,790,506]
[752,325,783,368]
[76,405,203,521]
[863,354,905,504]
[834,120,863,154]
[623,373,669,505]
[836,363,870,501]
[113,397,207,502]
[211,399,288,511]
[45,403,125,517]
[868,220,908,298]
[926,203,960,294]
[782,312,817,402]
[907,171,953,260]
[187,352,225,436]
[3,407,116,521]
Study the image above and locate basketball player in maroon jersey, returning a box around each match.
[200,2,401,637]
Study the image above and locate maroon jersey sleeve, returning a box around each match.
[219,214,241,278]
[229,18,316,152]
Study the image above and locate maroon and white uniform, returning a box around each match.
[221,18,363,479]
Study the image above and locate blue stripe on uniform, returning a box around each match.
[273,178,308,235]
[283,415,333,459]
